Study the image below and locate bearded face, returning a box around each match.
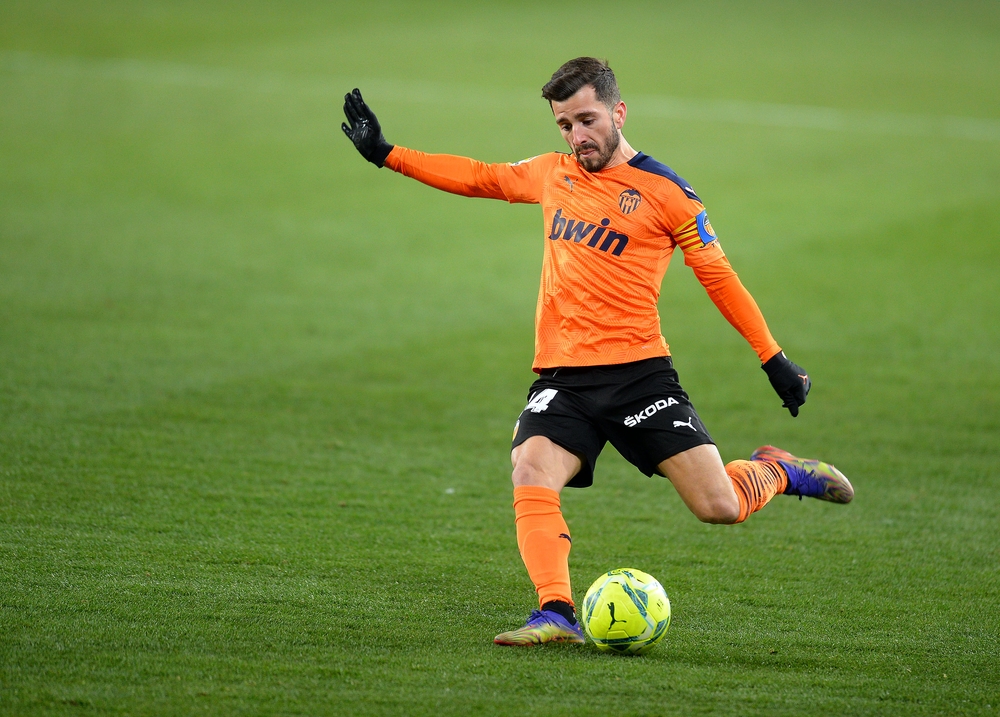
[552,86,626,174]
[572,116,621,172]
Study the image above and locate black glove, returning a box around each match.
[762,351,811,417]
[342,88,393,168]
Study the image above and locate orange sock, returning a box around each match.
[726,460,788,523]
[512,485,574,608]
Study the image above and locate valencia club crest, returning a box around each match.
[618,188,642,215]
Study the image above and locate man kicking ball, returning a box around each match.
[341,57,853,646]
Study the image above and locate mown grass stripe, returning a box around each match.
[3,50,999,143]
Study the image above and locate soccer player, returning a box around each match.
[342,57,854,646]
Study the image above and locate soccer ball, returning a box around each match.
[581,568,671,655]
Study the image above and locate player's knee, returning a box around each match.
[511,460,549,488]
[510,437,580,491]
[510,456,572,492]
[693,495,741,525]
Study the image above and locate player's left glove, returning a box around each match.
[762,351,811,417]
[342,88,393,168]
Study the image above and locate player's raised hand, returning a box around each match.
[342,88,393,167]
[762,351,811,417]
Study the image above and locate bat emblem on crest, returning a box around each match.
[619,188,642,215]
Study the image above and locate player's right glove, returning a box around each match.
[342,88,394,168]
[762,351,811,417]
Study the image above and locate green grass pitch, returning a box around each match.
[2,1,999,714]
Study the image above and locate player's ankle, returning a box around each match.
[541,599,577,624]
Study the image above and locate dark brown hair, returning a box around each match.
[541,57,621,109]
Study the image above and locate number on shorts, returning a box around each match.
[525,389,558,414]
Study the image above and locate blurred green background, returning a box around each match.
[2,1,998,715]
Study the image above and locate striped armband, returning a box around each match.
[674,210,719,252]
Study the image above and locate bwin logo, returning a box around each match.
[549,209,629,256]
[624,397,679,427]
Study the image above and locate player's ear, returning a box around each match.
[614,101,627,130]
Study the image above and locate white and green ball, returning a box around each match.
[581,568,671,655]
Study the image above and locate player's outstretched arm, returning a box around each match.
[342,88,543,202]
[342,88,394,167]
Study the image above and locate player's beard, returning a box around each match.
[574,123,621,172]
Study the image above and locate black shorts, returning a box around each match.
[511,357,714,488]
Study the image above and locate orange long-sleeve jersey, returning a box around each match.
[384,146,781,372]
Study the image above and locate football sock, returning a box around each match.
[541,600,577,624]
[512,485,574,611]
[726,460,789,523]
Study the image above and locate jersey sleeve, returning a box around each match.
[492,153,559,204]
[690,254,782,363]
[656,182,779,361]
[384,147,556,204]
[670,208,726,268]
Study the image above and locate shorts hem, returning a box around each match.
[639,435,717,477]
